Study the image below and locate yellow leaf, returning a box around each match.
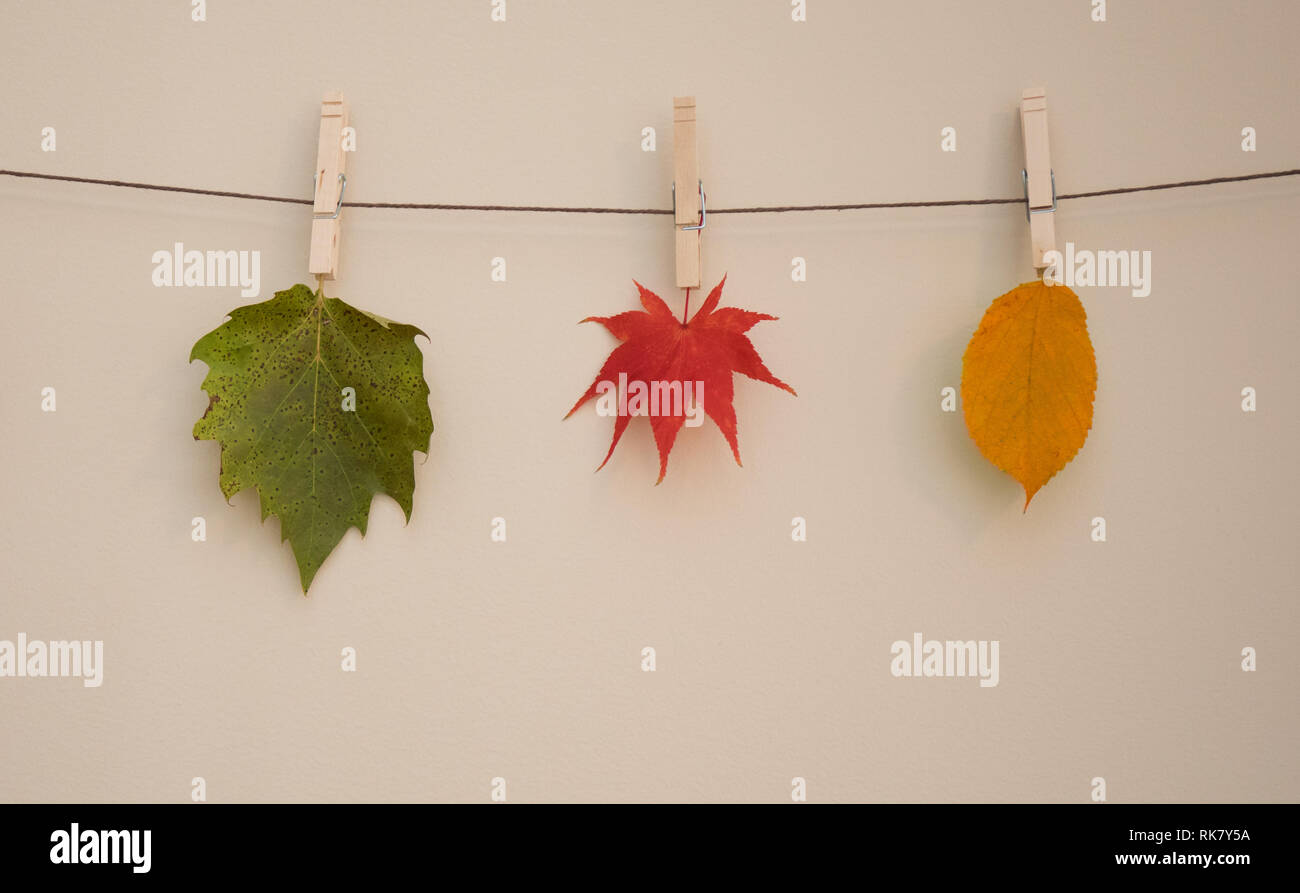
[961,280,1097,509]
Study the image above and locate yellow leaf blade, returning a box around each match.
[961,280,1097,509]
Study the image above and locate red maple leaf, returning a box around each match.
[566,275,796,482]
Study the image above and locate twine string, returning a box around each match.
[1,167,1296,214]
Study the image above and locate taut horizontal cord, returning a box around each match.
[2,167,1297,214]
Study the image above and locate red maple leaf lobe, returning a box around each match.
[566,275,796,482]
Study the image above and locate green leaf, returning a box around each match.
[190,283,434,592]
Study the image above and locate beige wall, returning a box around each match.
[1,0,1296,802]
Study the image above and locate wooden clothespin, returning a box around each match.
[673,96,702,289]
[309,91,349,280]
[1019,87,1056,271]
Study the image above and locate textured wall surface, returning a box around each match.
[1,0,1296,802]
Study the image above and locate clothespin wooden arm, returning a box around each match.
[673,96,701,289]
[1019,87,1056,271]
[309,91,348,281]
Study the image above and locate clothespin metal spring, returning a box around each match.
[672,179,706,231]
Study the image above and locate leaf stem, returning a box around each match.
[681,288,691,326]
